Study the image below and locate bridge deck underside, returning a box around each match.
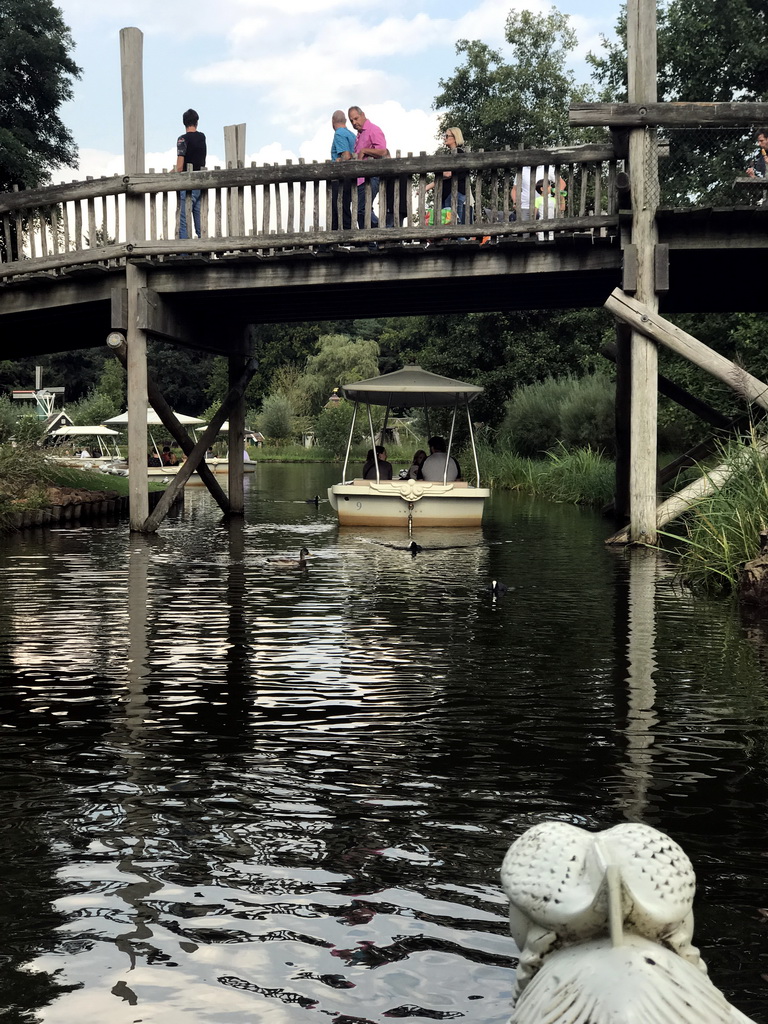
[1,209,766,359]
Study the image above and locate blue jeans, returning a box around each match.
[331,180,353,231]
[356,178,379,229]
[443,193,466,224]
[179,189,201,238]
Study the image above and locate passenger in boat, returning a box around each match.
[78,448,91,459]
[407,449,426,479]
[147,450,162,467]
[420,436,460,482]
[362,445,393,480]
[161,446,178,466]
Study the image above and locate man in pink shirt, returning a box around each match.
[348,106,388,235]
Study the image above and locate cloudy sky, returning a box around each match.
[53,0,622,182]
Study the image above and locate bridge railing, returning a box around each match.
[0,146,619,277]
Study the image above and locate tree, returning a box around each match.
[588,0,768,205]
[259,394,294,443]
[304,335,380,415]
[0,0,81,192]
[433,7,594,150]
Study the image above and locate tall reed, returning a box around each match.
[660,431,768,594]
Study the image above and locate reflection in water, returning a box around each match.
[0,467,765,1023]
[620,548,661,823]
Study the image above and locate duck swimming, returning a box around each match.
[266,547,311,568]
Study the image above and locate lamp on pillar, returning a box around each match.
[107,332,126,350]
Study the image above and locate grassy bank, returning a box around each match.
[0,444,164,531]
[477,443,616,507]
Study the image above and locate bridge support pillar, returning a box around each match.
[126,262,150,530]
[627,0,659,545]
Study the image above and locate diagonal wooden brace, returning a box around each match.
[109,339,233,515]
[141,358,258,532]
[605,289,768,411]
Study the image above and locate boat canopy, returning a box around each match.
[341,365,483,408]
[103,410,206,426]
[50,425,120,436]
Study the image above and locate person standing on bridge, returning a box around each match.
[348,106,388,241]
[330,110,356,232]
[746,128,768,179]
[174,109,207,239]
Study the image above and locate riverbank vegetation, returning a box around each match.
[659,434,768,596]
[0,438,160,532]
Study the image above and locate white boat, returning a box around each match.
[146,458,256,478]
[327,365,490,528]
[102,410,257,477]
[47,424,126,468]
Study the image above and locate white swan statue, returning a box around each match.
[500,821,757,1024]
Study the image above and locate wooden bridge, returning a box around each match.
[1,146,766,360]
[1,17,767,541]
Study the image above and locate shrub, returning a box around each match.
[314,401,358,456]
[259,394,294,443]
[499,374,615,457]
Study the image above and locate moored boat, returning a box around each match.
[327,365,489,529]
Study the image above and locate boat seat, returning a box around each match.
[351,478,469,487]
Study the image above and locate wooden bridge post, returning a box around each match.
[224,124,246,236]
[228,345,248,515]
[626,0,660,544]
[120,27,149,530]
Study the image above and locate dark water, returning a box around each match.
[0,462,766,1023]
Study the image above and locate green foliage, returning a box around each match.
[304,334,381,414]
[0,395,18,443]
[259,393,294,442]
[661,433,768,595]
[96,357,126,409]
[434,7,596,150]
[67,390,119,427]
[476,440,615,506]
[499,373,616,457]
[313,401,359,456]
[0,0,81,191]
[12,413,47,444]
[0,439,51,497]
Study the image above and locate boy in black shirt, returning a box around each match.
[175,109,207,238]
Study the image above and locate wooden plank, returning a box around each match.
[274,176,283,233]
[571,101,768,128]
[62,201,71,251]
[287,179,295,233]
[654,243,669,293]
[606,289,768,411]
[39,211,49,258]
[2,214,13,262]
[262,182,271,236]
[214,186,222,240]
[201,188,209,239]
[578,168,588,216]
